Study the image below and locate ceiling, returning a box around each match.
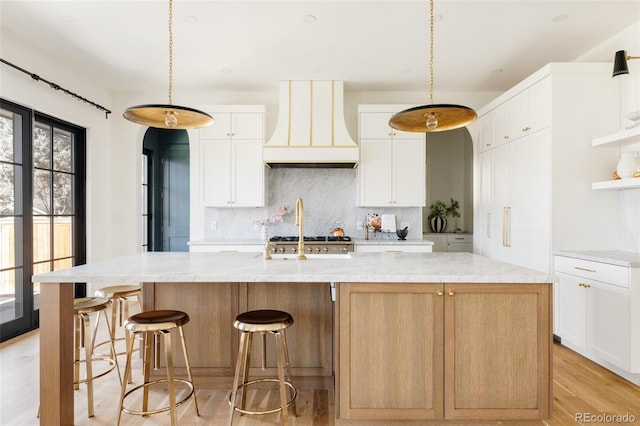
[1,1,639,96]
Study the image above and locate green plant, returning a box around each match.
[428,198,460,219]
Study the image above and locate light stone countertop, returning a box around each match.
[33,252,552,284]
[553,250,640,268]
[352,238,434,246]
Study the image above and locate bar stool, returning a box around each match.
[228,309,297,426]
[74,297,122,417]
[93,284,143,357]
[117,310,199,426]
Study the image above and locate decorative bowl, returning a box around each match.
[627,110,640,122]
[396,228,408,240]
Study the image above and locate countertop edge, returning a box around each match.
[553,250,640,268]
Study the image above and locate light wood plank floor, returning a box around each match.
[1,329,639,425]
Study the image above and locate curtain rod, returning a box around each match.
[1,57,112,119]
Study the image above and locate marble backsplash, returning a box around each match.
[203,168,423,241]
[619,188,640,253]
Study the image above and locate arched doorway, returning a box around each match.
[142,128,190,252]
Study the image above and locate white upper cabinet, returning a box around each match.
[198,107,265,207]
[358,107,426,207]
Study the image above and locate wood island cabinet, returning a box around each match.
[337,282,552,421]
[144,281,333,377]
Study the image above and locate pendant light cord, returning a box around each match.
[429,0,434,105]
[168,0,174,105]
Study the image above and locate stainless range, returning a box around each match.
[268,236,354,256]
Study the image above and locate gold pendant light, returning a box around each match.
[389,0,476,133]
[123,0,213,129]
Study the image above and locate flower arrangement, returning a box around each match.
[254,205,291,226]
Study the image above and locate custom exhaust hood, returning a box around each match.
[264,80,359,168]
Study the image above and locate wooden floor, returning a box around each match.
[1,329,639,426]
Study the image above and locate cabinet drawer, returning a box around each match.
[554,256,629,288]
[446,234,473,243]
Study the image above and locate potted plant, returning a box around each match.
[427,198,460,233]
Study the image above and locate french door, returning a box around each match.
[0,99,85,342]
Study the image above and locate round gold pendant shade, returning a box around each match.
[389,0,476,133]
[389,104,477,133]
[123,0,213,130]
[123,104,213,130]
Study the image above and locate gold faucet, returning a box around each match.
[296,197,306,260]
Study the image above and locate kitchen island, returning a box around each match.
[34,251,553,425]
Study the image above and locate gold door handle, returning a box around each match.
[448,291,455,296]
[502,206,511,247]
[436,291,444,296]
[522,127,531,132]
[574,266,596,273]
[578,282,591,288]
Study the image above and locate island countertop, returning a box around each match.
[33,251,552,284]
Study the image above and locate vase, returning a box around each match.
[261,224,269,242]
[430,216,447,233]
[616,152,636,179]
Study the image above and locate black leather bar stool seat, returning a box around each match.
[228,309,297,426]
[116,310,199,426]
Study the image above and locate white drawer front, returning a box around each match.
[446,234,473,243]
[554,256,629,288]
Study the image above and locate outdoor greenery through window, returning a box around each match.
[0,99,85,341]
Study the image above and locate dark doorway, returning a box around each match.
[142,128,190,252]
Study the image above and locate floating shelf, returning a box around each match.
[592,178,640,190]
[592,126,640,147]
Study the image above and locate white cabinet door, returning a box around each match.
[232,139,264,207]
[587,279,631,371]
[201,140,232,206]
[360,112,394,139]
[528,77,551,132]
[556,271,587,352]
[493,102,511,147]
[393,138,425,206]
[200,112,263,140]
[477,114,494,152]
[359,140,393,206]
[509,90,529,139]
[510,129,551,272]
[491,143,512,263]
[476,150,493,258]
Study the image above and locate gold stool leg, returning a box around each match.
[240,332,253,413]
[274,331,289,426]
[116,330,137,425]
[228,331,249,426]
[178,325,200,416]
[163,330,178,426]
[142,331,153,414]
[82,312,95,417]
[281,329,297,417]
[101,310,122,386]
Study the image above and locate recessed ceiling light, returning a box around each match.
[400,68,412,74]
[184,15,198,24]
[552,14,568,23]
[303,14,317,24]
[311,68,322,74]
[221,68,232,74]
[434,14,443,22]
[491,68,504,74]
[62,15,77,24]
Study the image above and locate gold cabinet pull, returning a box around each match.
[447,291,455,296]
[578,282,591,288]
[436,291,444,296]
[522,127,531,132]
[574,266,596,273]
[502,207,511,247]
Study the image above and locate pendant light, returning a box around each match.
[389,0,476,133]
[123,0,213,129]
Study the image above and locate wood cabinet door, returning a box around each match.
[338,283,444,420]
[444,283,551,420]
[246,282,333,376]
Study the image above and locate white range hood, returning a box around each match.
[264,80,359,168]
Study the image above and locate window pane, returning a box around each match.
[54,216,73,259]
[0,163,16,215]
[53,128,73,172]
[0,268,23,323]
[53,258,71,271]
[33,169,51,214]
[33,217,51,262]
[53,172,73,215]
[0,109,15,163]
[0,217,16,269]
[33,123,51,169]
